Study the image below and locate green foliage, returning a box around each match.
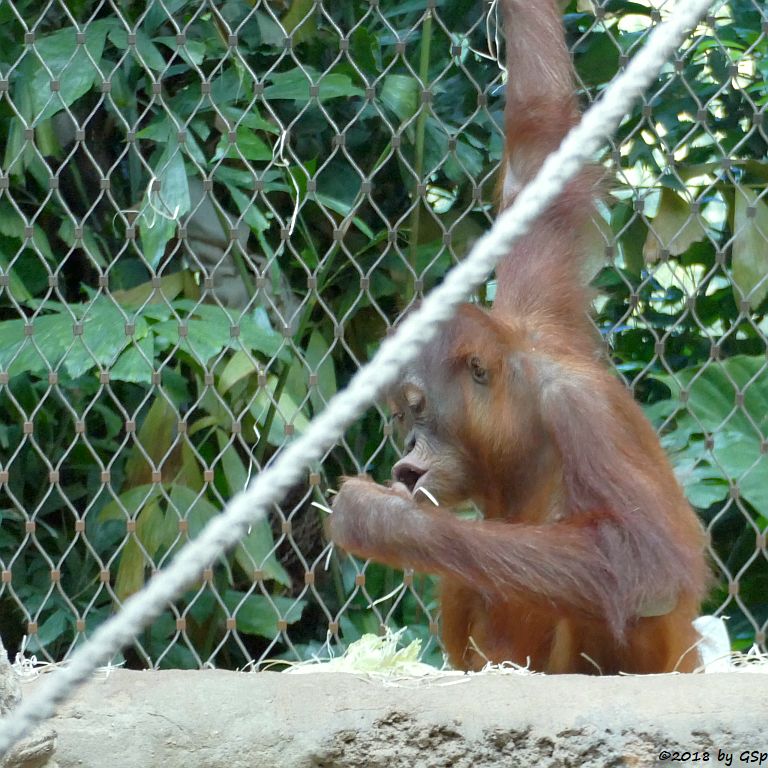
[0,0,766,664]
[586,0,768,645]
[644,356,768,648]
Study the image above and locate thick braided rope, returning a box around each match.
[0,0,713,756]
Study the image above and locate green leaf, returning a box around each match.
[280,0,316,40]
[214,127,273,162]
[349,27,380,74]
[621,212,647,276]
[137,498,178,559]
[140,212,175,271]
[233,516,291,586]
[99,485,163,522]
[656,356,768,512]
[3,93,29,174]
[217,106,280,135]
[101,485,164,600]
[217,350,258,395]
[213,166,285,192]
[380,74,418,123]
[26,611,69,652]
[265,69,363,102]
[314,194,374,239]
[114,538,148,599]
[0,255,32,301]
[26,19,114,121]
[109,27,167,71]
[215,429,249,495]
[135,118,174,142]
[137,30,168,71]
[140,139,191,268]
[110,335,155,384]
[154,306,229,361]
[663,356,768,436]
[250,373,311,446]
[683,479,728,509]
[0,314,71,376]
[170,485,219,540]
[110,272,186,308]
[64,299,136,378]
[643,188,707,262]
[444,135,484,184]
[574,32,620,87]
[58,220,106,267]
[123,398,179,486]
[0,200,54,261]
[677,467,729,509]
[224,590,304,638]
[711,433,768,511]
[237,308,284,358]
[732,188,768,310]
[156,144,191,219]
[229,187,270,233]
[304,330,337,413]
[154,36,206,67]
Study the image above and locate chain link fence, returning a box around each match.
[0,0,766,670]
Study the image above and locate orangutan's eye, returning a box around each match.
[469,356,488,385]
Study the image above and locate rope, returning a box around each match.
[0,0,714,755]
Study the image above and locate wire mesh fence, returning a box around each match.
[0,0,766,670]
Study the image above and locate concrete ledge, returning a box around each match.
[27,670,764,767]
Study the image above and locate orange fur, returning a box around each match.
[330,0,708,674]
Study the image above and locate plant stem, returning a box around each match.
[407,10,433,275]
